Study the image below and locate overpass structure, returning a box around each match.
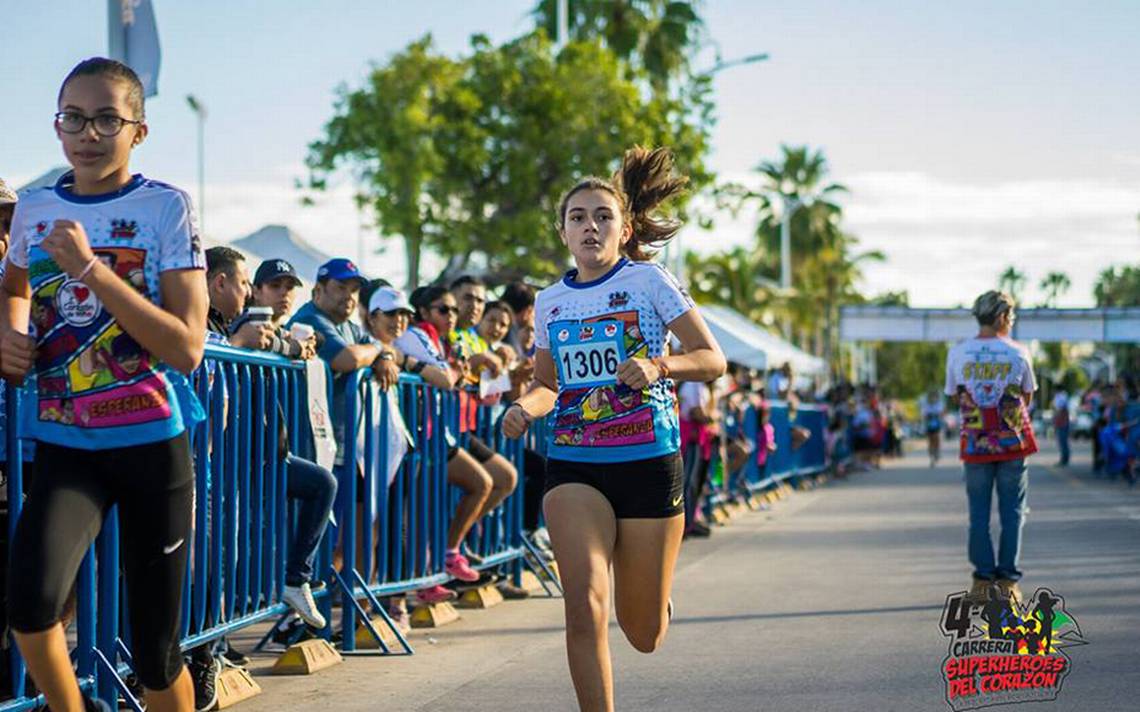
[839,306,1140,343]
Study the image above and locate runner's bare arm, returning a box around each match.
[0,265,31,331]
[0,266,34,382]
[657,309,725,383]
[514,348,558,415]
[89,266,208,375]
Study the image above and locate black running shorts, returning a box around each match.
[544,452,684,519]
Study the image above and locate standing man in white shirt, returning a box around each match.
[944,291,1038,606]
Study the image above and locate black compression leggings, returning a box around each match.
[7,433,194,690]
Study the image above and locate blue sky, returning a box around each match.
[2,1,1138,305]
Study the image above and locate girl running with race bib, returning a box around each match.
[503,146,725,712]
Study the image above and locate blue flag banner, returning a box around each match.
[107,0,161,97]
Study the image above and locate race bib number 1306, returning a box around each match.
[551,320,627,389]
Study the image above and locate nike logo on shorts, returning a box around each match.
[672,495,683,507]
[163,539,184,555]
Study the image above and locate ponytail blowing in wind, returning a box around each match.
[558,146,689,261]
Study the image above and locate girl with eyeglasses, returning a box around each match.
[502,146,726,712]
[1,58,206,712]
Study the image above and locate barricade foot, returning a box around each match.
[519,570,546,593]
[710,506,731,525]
[214,666,262,708]
[724,500,747,518]
[410,601,461,628]
[354,615,405,650]
[271,639,343,675]
[457,584,504,609]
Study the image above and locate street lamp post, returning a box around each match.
[779,195,802,291]
[185,95,207,236]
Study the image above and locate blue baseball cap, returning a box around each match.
[316,258,365,285]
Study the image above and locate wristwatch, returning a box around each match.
[373,351,395,369]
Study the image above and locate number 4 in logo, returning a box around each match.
[941,594,972,639]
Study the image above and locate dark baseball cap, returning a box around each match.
[253,258,302,287]
[316,258,365,285]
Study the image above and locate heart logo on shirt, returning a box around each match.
[73,286,90,303]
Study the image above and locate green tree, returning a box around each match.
[997,265,1027,303]
[305,37,462,287]
[1038,271,1071,308]
[306,33,714,286]
[1094,265,1140,374]
[869,291,948,401]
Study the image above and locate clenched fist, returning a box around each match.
[42,220,96,278]
[0,330,36,384]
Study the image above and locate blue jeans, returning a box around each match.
[964,459,1028,581]
[285,455,338,587]
[1055,425,1070,465]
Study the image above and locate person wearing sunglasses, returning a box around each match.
[394,286,516,594]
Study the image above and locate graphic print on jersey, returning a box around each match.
[29,244,170,429]
[550,309,655,448]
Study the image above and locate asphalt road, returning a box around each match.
[234,440,1140,711]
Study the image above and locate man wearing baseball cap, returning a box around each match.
[228,258,313,358]
[287,258,400,479]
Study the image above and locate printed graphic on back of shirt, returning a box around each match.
[29,243,170,429]
[953,347,1035,460]
[551,310,656,448]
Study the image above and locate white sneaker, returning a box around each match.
[283,583,327,629]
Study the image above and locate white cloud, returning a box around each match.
[678,171,1140,309]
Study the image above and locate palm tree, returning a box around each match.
[531,0,706,92]
[998,266,1028,303]
[1039,271,1071,308]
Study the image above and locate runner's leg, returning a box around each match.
[544,484,617,712]
[612,514,685,652]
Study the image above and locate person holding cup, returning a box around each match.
[225,258,317,359]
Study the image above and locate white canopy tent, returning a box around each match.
[699,304,829,376]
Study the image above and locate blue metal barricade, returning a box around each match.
[333,373,528,653]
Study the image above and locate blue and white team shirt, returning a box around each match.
[7,172,206,450]
[535,258,694,463]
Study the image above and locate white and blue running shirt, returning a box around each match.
[534,258,694,463]
[7,172,205,450]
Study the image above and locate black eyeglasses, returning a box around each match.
[432,304,459,316]
[55,111,143,137]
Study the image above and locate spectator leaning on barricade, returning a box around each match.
[499,280,536,357]
[241,256,337,624]
[362,285,467,620]
[198,248,335,710]
[284,259,402,590]
[945,290,1038,607]
[394,285,511,599]
[229,258,316,358]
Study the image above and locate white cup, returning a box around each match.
[290,323,315,342]
[247,306,274,323]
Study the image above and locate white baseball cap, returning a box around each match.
[369,286,414,315]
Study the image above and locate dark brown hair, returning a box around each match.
[59,57,146,119]
[557,146,689,261]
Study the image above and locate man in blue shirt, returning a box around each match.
[287,259,399,461]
